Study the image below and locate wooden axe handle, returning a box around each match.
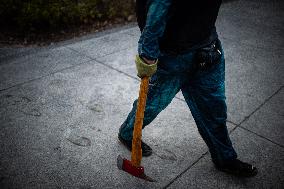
[131,77,150,167]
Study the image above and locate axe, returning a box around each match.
[117,76,155,182]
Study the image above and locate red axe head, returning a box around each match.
[117,155,155,182]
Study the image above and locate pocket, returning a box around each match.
[196,40,223,70]
[194,53,225,88]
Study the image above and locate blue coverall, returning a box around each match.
[119,0,237,165]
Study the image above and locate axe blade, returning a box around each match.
[117,155,156,182]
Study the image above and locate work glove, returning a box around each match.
[135,55,158,78]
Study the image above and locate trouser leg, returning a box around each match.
[119,70,181,141]
[181,49,237,165]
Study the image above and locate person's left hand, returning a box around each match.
[135,55,158,78]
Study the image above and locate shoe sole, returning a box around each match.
[118,135,152,157]
[216,166,258,177]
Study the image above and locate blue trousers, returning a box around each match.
[119,40,237,165]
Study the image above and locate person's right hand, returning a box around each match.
[135,55,158,78]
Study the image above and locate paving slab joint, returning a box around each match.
[162,152,209,189]
[229,85,284,135]
[239,126,284,148]
[0,58,93,93]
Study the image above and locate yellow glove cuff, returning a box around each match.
[135,55,158,78]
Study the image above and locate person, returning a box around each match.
[118,0,258,177]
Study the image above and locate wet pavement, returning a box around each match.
[0,0,283,188]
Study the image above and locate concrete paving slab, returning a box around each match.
[223,39,284,124]
[97,47,137,78]
[0,47,37,63]
[0,46,91,91]
[241,88,284,146]
[218,0,284,124]
[167,127,284,189]
[217,0,284,50]
[66,30,139,59]
[123,27,141,37]
[0,59,234,188]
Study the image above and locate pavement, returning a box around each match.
[0,0,283,188]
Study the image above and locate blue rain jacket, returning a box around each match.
[138,0,172,60]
